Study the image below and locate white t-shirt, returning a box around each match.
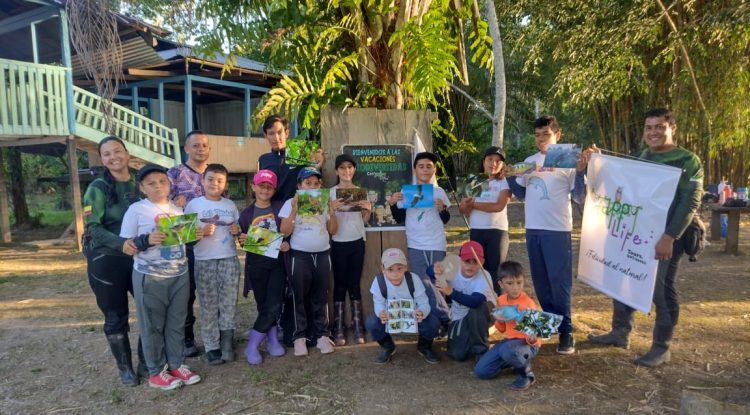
[397,185,451,251]
[370,272,431,317]
[449,269,496,321]
[516,152,576,232]
[330,186,366,242]
[469,178,510,230]
[120,199,187,278]
[185,196,239,260]
[280,197,331,252]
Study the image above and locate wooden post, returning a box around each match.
[67,136,84,251]
[709,208,722,241]
[726,211,740,255]
[0,150,11,243]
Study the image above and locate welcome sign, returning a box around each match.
[578,153,681,313]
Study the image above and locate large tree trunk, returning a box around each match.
[485,0,506,147]
[6,149,32,227]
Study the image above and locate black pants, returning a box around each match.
[87,253,134,335]
[289,250,331,340]
[331,238,365,302]
[247,256,286,333]
[616,237,686,326]
[470,228,509,295]
[184,246,197,341]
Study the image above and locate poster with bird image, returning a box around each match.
[243,226,283,258]
[158,213,198,246]
[401,184,434,209]
[285,140,320,166]
[297,189,330,216]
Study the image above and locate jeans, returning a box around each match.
[470,228,509,294]
[474,338,539,379]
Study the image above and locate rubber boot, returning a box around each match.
[220,329,235,362]
[136,337,149,379]
[351,299,365,344]
[106,333,139,386]
[588,300,633,349]
[375,335,396,364]
[333,301,346,346]
[244,329,266,365]
[634,324,674,368]
[266,326,286,357]
[417,336,439,364]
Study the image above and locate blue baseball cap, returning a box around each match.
[297,167,322,182]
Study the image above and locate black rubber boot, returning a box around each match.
[417,336,439,364]
[220,329,235,362]
[136,337,149,379]
[351,299,365,344]
[634,324,674,368]
[588,300,633,349]
[106,333,139,386]
[375,335,396,364]
[333,301,346,346]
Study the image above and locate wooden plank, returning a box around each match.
[0,136,67,147]
[28,69,38,134]
[20,64,29,134]
[205,134,270,173]
[0,67,9,129]
[38,68,48,135]
[359,232,383,318]
[377,109,407,145]
[0,149,11,243]
[710,209,722,241]
[67,136,84,252]
[8,64,18,133]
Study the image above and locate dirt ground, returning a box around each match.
[1,205,749,415]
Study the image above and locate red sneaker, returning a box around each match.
[168,365,201,385]
[148,369,183,390]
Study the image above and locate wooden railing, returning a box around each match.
[73,86,181,165]
[0,59,69,136]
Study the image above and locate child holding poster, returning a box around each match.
[459,146,512,294]
[474,261,541,391]
[184,164,241,365]
[330,154,372,346]
[238,169,289,365]
[120,164,203,390]
[280,168,338,356]
[389,152,452,329]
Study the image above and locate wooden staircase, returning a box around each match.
[0,58,181,168]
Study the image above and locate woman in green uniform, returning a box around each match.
[83,136,141,385]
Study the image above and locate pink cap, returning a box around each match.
[253,169,277,188]
[459,241,484,263]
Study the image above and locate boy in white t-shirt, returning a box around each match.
[184,164,241,365]
[279,167,338,357]
[507,115,588,355]
[434,241,497,361]
[120,164,203,390]
[389,152,452,327]
[365,248,441,364]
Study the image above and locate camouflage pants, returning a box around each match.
[195,257,240,351]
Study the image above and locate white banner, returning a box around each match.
[578,153,681,313]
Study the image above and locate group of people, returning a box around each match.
[82,108,702,392]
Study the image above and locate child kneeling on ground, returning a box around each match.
[433,241,496,361]
[120,164,203,390]
[474,261,540,390]
[366,248,441,364]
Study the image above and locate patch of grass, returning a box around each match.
[36,209,73,227]
[31,368,43,373]
[110,389,123,404]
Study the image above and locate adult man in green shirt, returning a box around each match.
[588,108,703,368]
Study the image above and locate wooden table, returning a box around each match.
[708,205,750,255]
